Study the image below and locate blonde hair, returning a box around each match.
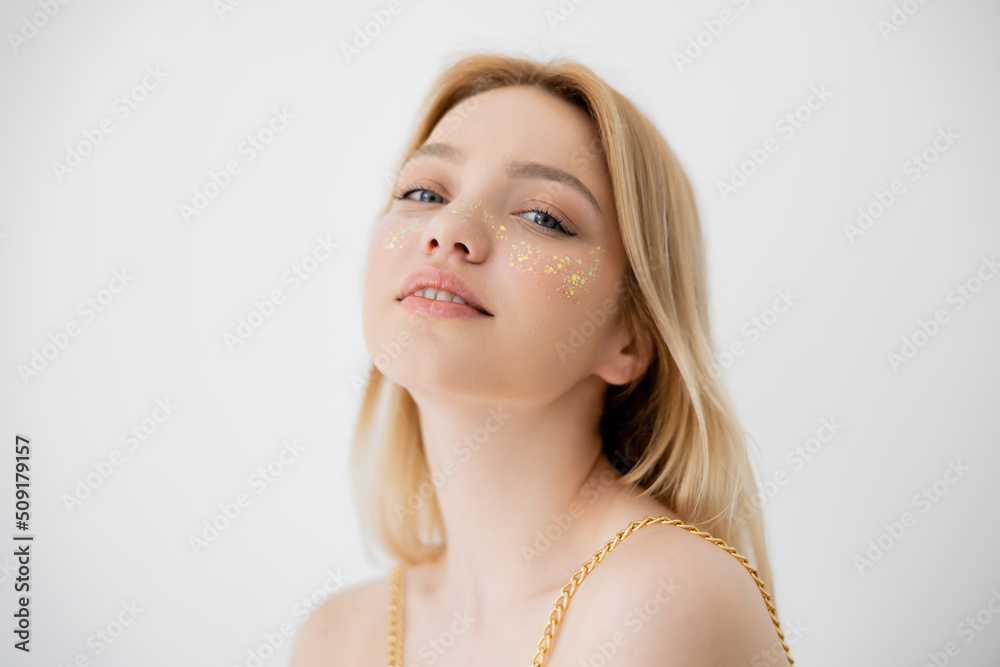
[352,51,779,598]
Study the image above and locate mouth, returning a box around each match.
[397,266,493,317]
[396,292,492,319]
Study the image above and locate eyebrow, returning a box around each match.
[400,142,602,215]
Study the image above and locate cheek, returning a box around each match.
[543,247,605,302]
[496,225,607,306]
[377,214,423,251]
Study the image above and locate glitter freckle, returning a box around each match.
[381,216,422,250]
[532,246,605,303]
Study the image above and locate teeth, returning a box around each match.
[411,288,467,305]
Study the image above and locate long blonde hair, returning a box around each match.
[352,51,779,598]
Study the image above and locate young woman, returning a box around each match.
[290,52,794,666]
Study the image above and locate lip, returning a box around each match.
[396,267,493,317]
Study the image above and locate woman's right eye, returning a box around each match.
[396,187,444,204]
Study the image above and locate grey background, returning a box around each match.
[1,0,998,665]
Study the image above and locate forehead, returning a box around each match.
[431,85,609,185]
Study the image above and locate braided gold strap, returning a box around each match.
[389,564,404,667]
[387,516,793,666]
[530,515,794,666]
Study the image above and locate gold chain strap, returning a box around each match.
[389,564,404,667]
[530,516,793,665]
[388,515,793,666]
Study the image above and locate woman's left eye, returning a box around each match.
[396,187,444,204]
[520,208,577,237]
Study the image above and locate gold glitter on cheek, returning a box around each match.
[541,245,606,304]
[380,215,423,250]
[500,229,609,305]
[506,238,543,272]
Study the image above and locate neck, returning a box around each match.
[407,375,631,621]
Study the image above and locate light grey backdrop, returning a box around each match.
[1,0,998,665]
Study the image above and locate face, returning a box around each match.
[362,84,644,403]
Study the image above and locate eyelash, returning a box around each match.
[392,185,578,237]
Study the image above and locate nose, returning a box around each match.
[419,197,490,262]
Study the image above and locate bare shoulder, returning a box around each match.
[288,571,391,667]
[563,517,791,666]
